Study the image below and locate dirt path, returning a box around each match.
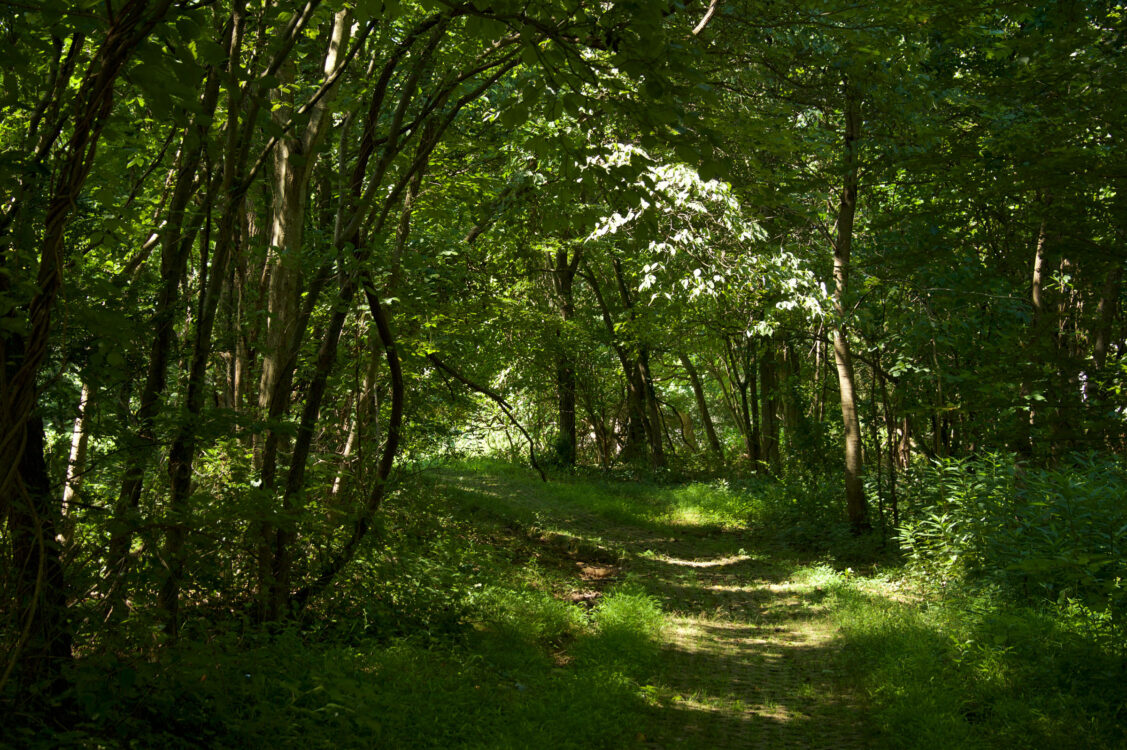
[566,527,867,748]
[439,470,870,748]
[631,541,867,748]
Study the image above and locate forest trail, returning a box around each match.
[439,469,871,749]
[635,546,867,748]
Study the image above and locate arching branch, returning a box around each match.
[427,354,547,482]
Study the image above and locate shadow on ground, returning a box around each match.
[435,468,871,749]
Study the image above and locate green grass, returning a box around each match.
[11,458,1126,749]
[444,457,764,532]
[809,570,1127,749]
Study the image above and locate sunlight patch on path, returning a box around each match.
[649,553,754,568]
[647,607,866,749]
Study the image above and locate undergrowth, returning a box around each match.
[3,466,665,749]
[8,455,1125,748]
[821,451,1127,749]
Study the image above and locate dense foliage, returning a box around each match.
[1,0,1124,744]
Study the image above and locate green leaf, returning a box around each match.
[500,102,528,128]
[195,39,228,66]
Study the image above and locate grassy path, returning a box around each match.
[438,465,871,748]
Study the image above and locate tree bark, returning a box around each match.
[875,352,899,527]
[679,351,723,461]
[551,247,582,466]
[61,381,91,541]
[257,10,350,451]
[760,337,780,472]
[4,417,71,697]
[832,84,867,532]
[581,259,654,465]
[292,281,404,612]
[612,258,665,468]
[1093,265,1121,372]
[0,0,174,695]
[105,69,223,601]
[724,336,759,467]
[1017,214,1053,458]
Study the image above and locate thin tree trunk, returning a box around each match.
[159,0,262,631]
[61,381,91,540]
[551,248,581,466]
[331,329,380,498]
[813,327,825,422]
[898,416,911,469]
[292,281,404,612]
[612,258,664,467]
[581,260,651,464]
[1018,215,1052,458]
[724,337,759,467]
[1093,265,1121,372]
[257,10,350,447]
[781,340,800,454]
[875,353,899,527]
[679,351,723,461]
[105,70,223,600]
[760,337,780,472]
[1,0,174,696]
[832,83,867,532]
[868,363,883,529]
[747,348,761,471]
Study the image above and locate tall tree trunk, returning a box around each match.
[581,259,652,465]
[292,281,404,612]
[551,247,581,466]
[331,328,380,498]
[868,363,884,528]
[781,340,800,454]
[875,354,900,527]
[760,337,780,473]
[159,0,263,632]
[105,70,223,602]
[612,258,664,467]
[679,351,723,461]
[637,350,667,468]
[0,0,174,695]
[61,381,91,541]
[4,417,71,697]
[1093,265,1121,372]
[257,10,350,453]
[1090,264,1121,447]
[267,277,355,620]
[1018,214,1052,458]
[724,337,759,467]
[832,84,867,532]
[747,348,761,471]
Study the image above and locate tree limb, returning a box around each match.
[427,354,547,482]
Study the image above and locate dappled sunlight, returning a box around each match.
[645,612,864,747]
[651,553,754,568]
[431,463,871,747]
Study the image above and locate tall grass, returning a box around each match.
[4,466,668,749]
[826,452,1127,749]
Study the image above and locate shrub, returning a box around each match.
[897,452,1127,637]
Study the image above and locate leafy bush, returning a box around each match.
[898,452,1127,634]
[830,580,1127,749]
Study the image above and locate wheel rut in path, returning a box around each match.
[442,471,870,749]
[632,540,868,749]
